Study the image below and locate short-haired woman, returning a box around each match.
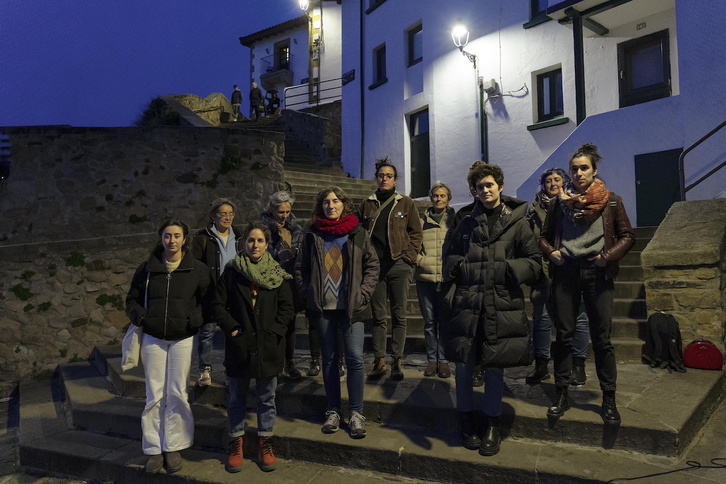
[296,187,379,438]
[126,220,213,474]
[213,221,295,473]
[415,182,455,378]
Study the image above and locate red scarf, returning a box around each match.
[313,214,359,235]
[560,178,610,225]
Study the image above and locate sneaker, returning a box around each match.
[145,454,163,474]
[164,451,183,473]
[307,359,321,377]
[258,437,277,471]
[227,436,243,473]
[424,361,438,377]
[198,366,212,386]
[322,410,340,434]
[349,411,367,439]
[286,360,302,380]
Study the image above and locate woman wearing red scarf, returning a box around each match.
[540,144,635,425]
[295,187,380,439]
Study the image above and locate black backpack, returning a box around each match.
[642,312,686,372]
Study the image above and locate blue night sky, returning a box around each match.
[0,1,302,127]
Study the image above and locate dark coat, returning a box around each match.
[126,249,213,341]
[191,225,244,285]
[295,224,379,320]
[442,197,541,368]
[539,192,635,279]
[259,212,304,274]
[212,265,295,379]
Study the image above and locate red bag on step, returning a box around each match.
[683,340,723,370]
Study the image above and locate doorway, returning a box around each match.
[634,148,682,226]
[409,109,430,198]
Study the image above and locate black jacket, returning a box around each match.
[212,265,295,379]
[126,249,213,341]
[443,197,541,367]
[191,225,244,285]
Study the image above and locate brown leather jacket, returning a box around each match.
[539,192,635,279]
[358,193,423,265]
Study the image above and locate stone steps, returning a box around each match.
[16,345,726,483]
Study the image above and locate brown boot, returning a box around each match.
[367,357,387,380]
[390,357,404,381]
[424,361,438,377]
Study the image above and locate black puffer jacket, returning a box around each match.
[295,224,379,320]
[442,197,541,368]
[212,264,295,379]
[191,225,244,284]
[126,249,213,341]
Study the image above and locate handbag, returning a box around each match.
[121,324,143,371]
[683,340,723,370]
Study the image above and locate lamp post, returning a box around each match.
[451,22,488,163]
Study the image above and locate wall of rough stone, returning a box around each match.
[641,199,726,349]
[0,125,288,396]
[0,126,286,245]
[282,101,342,168]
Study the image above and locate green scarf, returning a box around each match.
[233,251,291,289]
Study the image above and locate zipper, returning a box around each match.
[163,272,171,338]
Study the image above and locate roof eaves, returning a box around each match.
[239,15,308,47]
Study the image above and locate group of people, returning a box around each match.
[230,83,280,122]
[125,142,635,474]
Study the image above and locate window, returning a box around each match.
[274,40,291,70]
[407,24,422,67]
[618,30,671,107]
[536,68,563,121]
[370,43,387,89]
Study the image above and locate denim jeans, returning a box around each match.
[371,259,413,359]
[140,334,194,454]
[416,281,446,362]
[551,258,616,392]
[455,347,504,418]
[227,373,277,437]
[531,278,590,359]
[312,310,365,414]
[196,322,217,370]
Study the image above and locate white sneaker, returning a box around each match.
[322,410,340,434]
[198,367,212,386]
[349,411,367,439]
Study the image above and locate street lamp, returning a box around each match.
[451,22,476,68]
[299,0,309,13]
[451,22,487,162]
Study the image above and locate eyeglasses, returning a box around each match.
[216,212,235,218]
[377,173,395,180]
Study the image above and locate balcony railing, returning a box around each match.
[283,77,342,110]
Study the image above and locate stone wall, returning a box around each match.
[0,126,285,245]
[0,125,289,396]
[641,199,726,348]
[282,101,342,168]
[165,93,235,126]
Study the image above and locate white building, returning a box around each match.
[244,0,726,227]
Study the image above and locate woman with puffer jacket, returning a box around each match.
[296,187,379,439]
[415,181,455,379]
[126,220,213,475]
[443,164,541,457]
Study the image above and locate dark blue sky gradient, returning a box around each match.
[0,1,301,127]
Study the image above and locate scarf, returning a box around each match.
[313,214,359,235]
[559,177,610,225]
[232,251,291,290]
[535,191,555,211]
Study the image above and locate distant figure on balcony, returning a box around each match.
[249,82,265,120]
[230,85,242,122]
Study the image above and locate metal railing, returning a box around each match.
[260,53,294,73]
[283,77,342,110]
[678,119,726,200]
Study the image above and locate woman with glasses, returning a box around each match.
[191,198,244,386]
[358,157,422,381]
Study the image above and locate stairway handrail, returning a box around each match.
[283,77,343,110]
[678,119,726,200]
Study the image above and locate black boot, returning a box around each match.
[571,357,586,386]
[459,411,481,450]
[602,391,621,425]
[525,358,550,384]
[547,389,570,419]
[479,416,501,456]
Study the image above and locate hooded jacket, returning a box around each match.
[295,224,380,320]
[126,249,213,341]
[442,196,541,367]
[212,261,295,379]
[358,192,422,265]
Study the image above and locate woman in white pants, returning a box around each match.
[126,220,212,474]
